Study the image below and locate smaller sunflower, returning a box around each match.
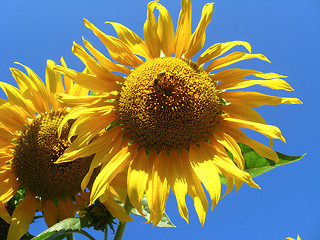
[0,59,131,240]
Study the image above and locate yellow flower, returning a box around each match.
[0,59,131,240]
[55,0,302,226]
[287,235,301,240]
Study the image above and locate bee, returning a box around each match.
[153,71,166,87]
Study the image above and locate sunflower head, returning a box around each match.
[54,0,302,227]
[12,110,93,200]
[119,57,221,151]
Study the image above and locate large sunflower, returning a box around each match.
[55,0,302,226]
[0,59,131,240]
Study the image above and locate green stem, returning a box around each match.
[113,199,132,240]
[104,227,108,240]
[66,233,74,240]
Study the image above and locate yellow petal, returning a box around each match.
[90,146,133,204]
[107,22,150,60]
[169,151,189,223]
[127,148,149,215]
[197,41,251,65]
[57,198,75,221]
[220,91,302,107]
[43,200,58,227]
[219,125,279,162]
[221,104,266,124]
[184,3,214,59]
[155,2,175,57]
[148,151,170,226]
[203,141,259,189]
[10,67,48,114]
[13,62,51,112]
[0,82,35,117]
[84,18,143,67]
[144,1,161,58]
[206,52,270,72]
[211,132,245,170]
[222,116,286,142]
[7,194,37,240]
[0,202,11,223]
[189,145,221,211]
[102,197,133,223]
[45,60,64,111]
[218,78,293,91]
[109,173,128,203]
[181,149,208,226]
[56,93,113,108]
[54,66,119,93]
[0,170,19,204]
[175,0,192,58]
[212,68,286,82]
[82,38,131,75]
[72,42,125,85]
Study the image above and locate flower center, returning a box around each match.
[118,57,221,151]
[12,111,93,200]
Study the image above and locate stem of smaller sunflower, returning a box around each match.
[113,198,132,240]
[104,227,108,240]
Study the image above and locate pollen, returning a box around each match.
[118,57,221,151]
[12,111,93,200]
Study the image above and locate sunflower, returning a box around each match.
[55,0,302,226]
[287,236,302,240]
[0,59,131,240]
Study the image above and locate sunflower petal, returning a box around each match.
[84,18,143,67]
[181,149,208,226]
[220,91,302,107]
[189,145,221,211]
[90,146,133,204]
[175,0,192,58]
[148,151,171,226]
[212,68,286,82]
[206,52,270,72]
[7,194,37,240]
[57,199,76,221]
[221,104,266,124]
[54,66,119,93]
[144,1,161,58]
[0,82,35,117]
[184,3,214,59]
[0,203,11,223]
[211,132,245,170]
[102,197,133,223]
[45,60,64,111]
[155,2,175,57]
[169,151,189,223]
[127,148,149,215]
[43,200,58,227]
[218,78,293,91]
[107,22,150,60]
[72,42,125,85]
[219,125,279,162]
[13,62,51,112]
[222,116,286,142]
[197,41,251,65]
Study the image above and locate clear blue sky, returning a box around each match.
[0,0,319,239]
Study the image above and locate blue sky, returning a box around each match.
[0,0,319,239]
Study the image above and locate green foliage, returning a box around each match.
[220,143,305,184]
[130,196,176,228]
[31,218,94,240]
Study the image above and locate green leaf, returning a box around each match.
[130,196,175,228]
[220,143,305,184]
[31,218,94,240]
